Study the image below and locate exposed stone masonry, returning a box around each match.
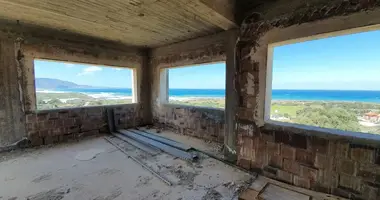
[25,105,143,146]
[153,106,225,143]
[237,124,380,199]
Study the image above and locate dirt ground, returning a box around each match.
[0,135,253,200]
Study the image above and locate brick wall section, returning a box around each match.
[235,1,380,199]
[25,104,142,146]
[153,106,225,143]
[114,105,144,129]
[237,125,380,199]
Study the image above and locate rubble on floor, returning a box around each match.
[0,136,253,200]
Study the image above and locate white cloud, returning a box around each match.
[113,68,122,71]
[77,66,102,76]
[65,63,75,68]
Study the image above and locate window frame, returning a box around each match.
[33,58,138,111]
[264,25,380,139]
[158,61,226,110]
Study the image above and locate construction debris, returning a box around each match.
[103,137,172,186]
[117,129,198,161]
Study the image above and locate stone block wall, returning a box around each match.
[25,105,143,146]
[154,105,225,142]
[114,105,144,129]
[237,124,380,199]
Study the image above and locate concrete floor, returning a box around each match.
[0,135,252,200]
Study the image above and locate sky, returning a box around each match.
[168,63,226,89]
[273,29,380,90]
[34,60,133,88]
[34,29,380,90]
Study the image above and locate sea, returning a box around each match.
[37,88,380,103]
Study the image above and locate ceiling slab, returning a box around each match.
[0,0,237,47]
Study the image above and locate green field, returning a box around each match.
[169,98,225,109]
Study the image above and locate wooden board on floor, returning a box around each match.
[239,189,259,200]
[259,184,311,200]
[249,175,347,200]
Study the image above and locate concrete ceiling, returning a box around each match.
[0,0,238,47]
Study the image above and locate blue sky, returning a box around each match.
[273,29,380,90]
[34,60,133,88]
[35,29,380,90]
[169,63,226,89]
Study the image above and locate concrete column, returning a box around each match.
[0,39,26,146]
[140,49,153,125]
[224,29,238,163]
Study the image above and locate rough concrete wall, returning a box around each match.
[151,32,226,142]
[0,40,26,146]
[236,1,380,199]
[25,105,142,146]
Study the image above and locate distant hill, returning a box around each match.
[35,78,92,89]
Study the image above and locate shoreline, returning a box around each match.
[36,90,380,104]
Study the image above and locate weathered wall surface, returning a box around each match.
[155,105,225,142]
[151,32,227,142]
[0,40,26,146]
[25,104,142,146]
[0,24,148,147]
[236,1,380,199]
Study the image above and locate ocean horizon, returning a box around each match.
[36,88,380,103]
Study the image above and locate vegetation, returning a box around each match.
[36,92,132,110]
[169,98,225,109]
[271,100,380,134]
[294,107,360,132]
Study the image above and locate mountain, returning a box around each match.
[35,78,92,89]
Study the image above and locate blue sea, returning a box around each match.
[42,88,380,103]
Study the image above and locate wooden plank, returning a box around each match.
[249,176,348,200]
[239,189,260,200]
[259,184,310,200]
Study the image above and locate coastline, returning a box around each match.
[35,89,380,134]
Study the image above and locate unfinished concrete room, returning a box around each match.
[1,0,380,200]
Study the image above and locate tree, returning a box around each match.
[295,107,360,132]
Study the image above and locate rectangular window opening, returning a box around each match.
[34,59,136,110]
[266,28,380,135]
[166,62,226,109]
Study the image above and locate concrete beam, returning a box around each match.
[174,0,237,31]
[224,29,238,163]
[151,31,227,68]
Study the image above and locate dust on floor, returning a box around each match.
[0,136,252,200]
